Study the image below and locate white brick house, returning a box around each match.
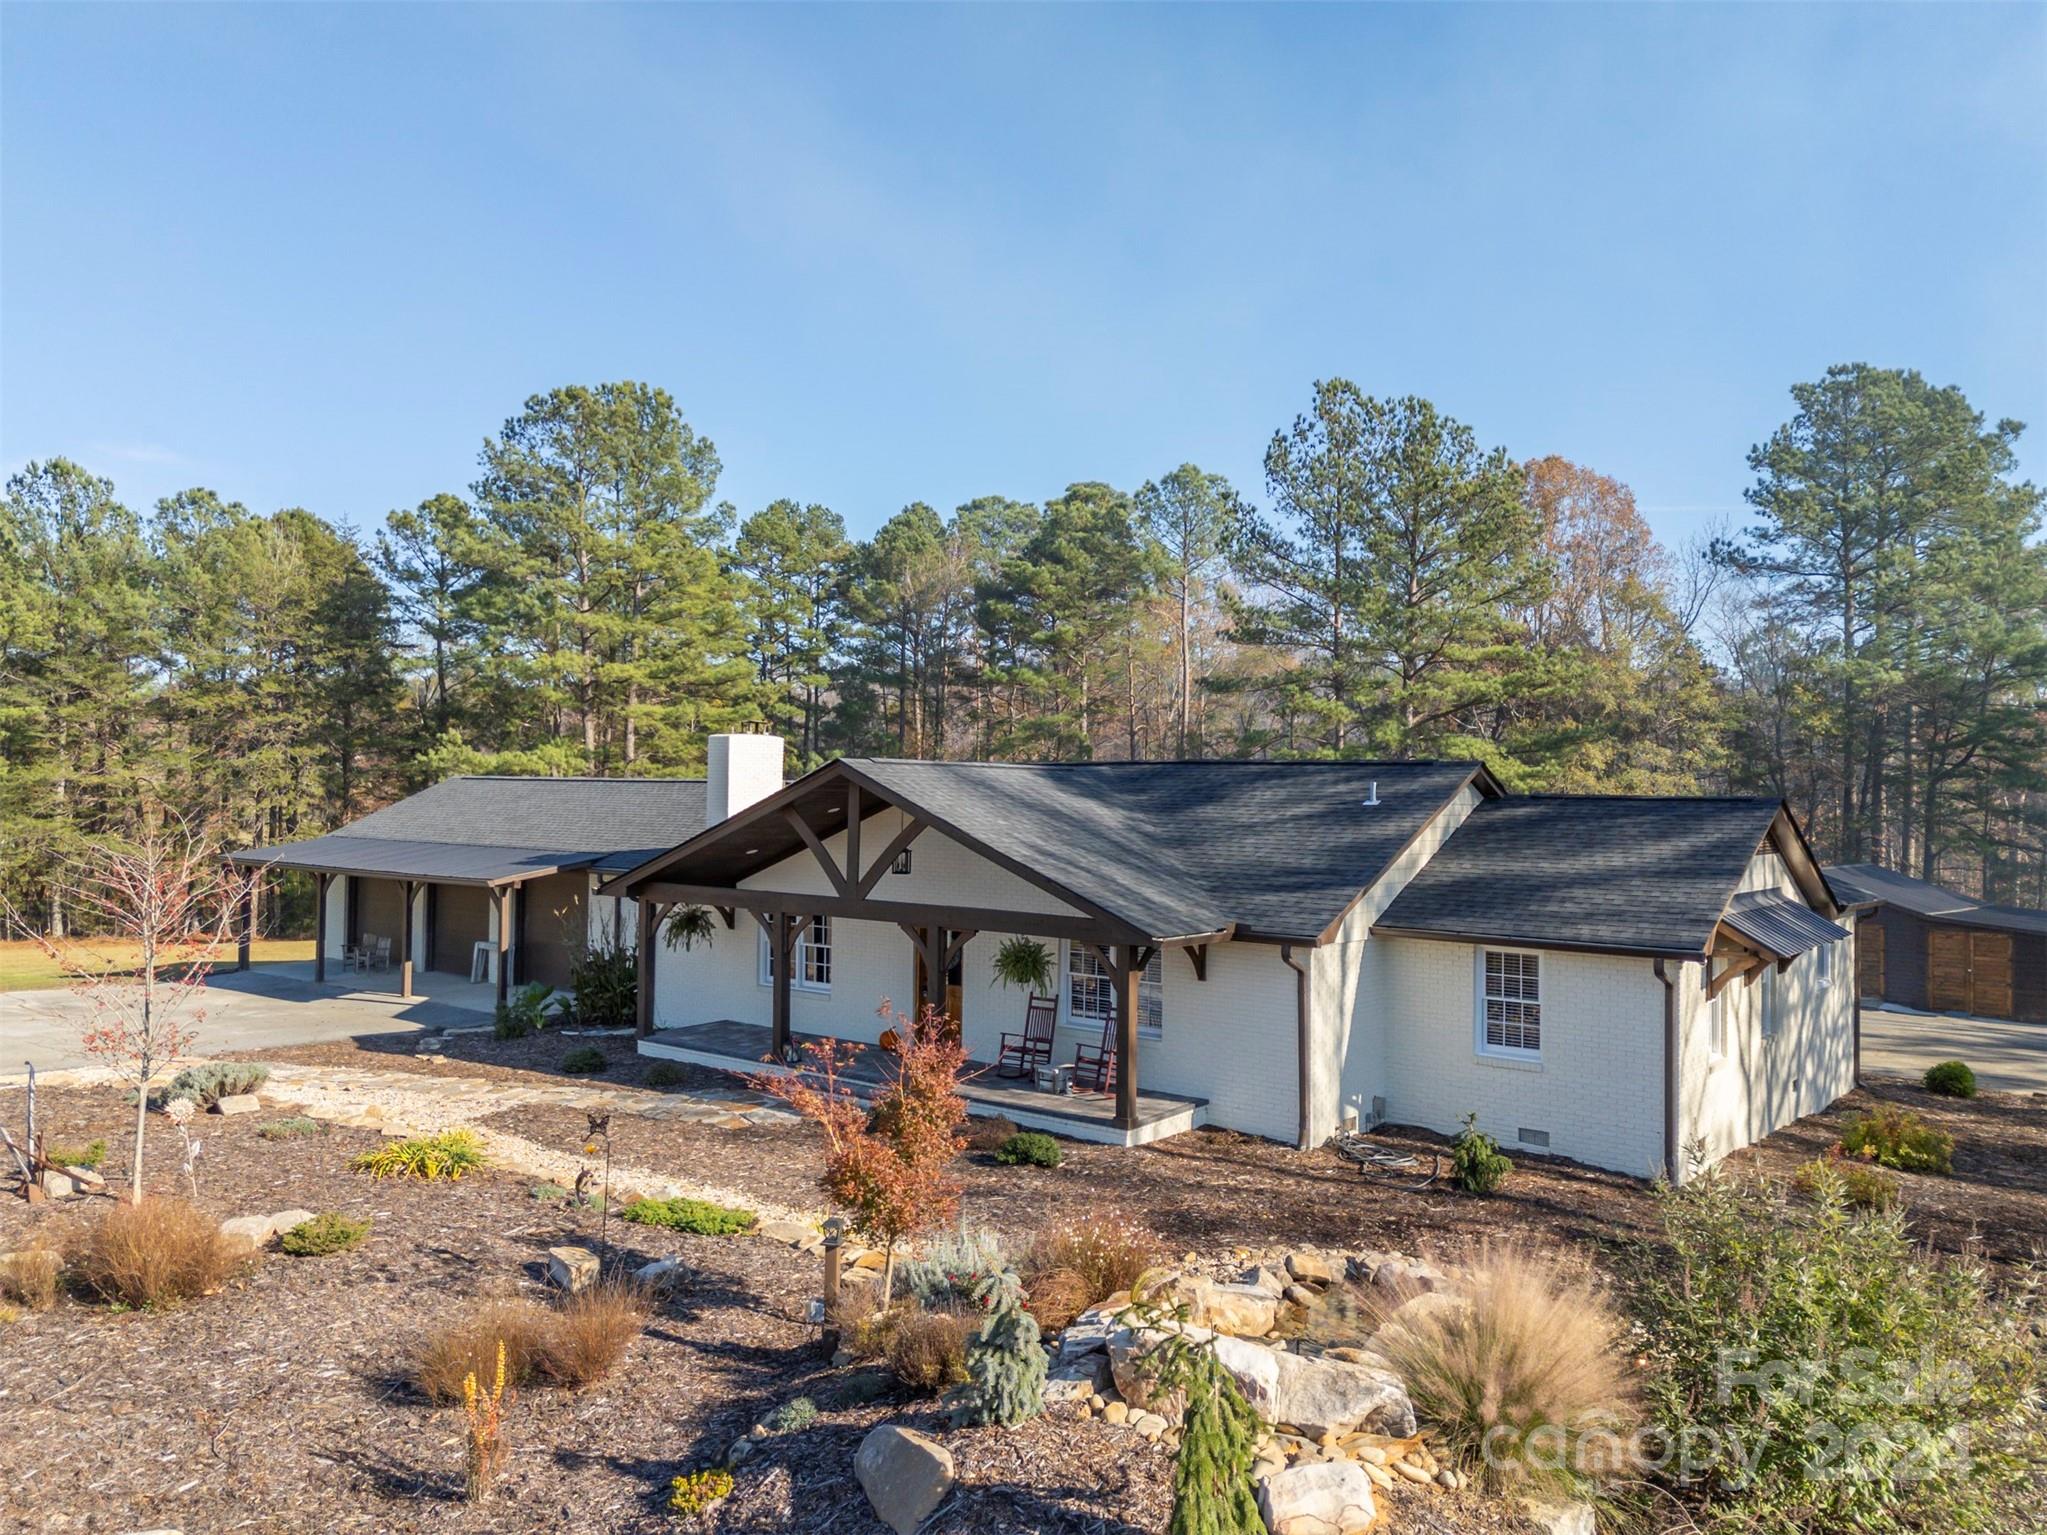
[602,735,1856,1181]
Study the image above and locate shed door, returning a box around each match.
[1857,923,1885,998]
[1971,931,2014,1018]
[433,885,491,975]
[1928,927,1971,1011]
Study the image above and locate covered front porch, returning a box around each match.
[641,1019,1207,1147]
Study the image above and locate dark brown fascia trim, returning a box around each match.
[1767,803,1841,915]
[1310,766,1500,946]
[222,852,565,889]
[1368,924,1706,963]
[632,878,1148,946]
[599,762,853,896]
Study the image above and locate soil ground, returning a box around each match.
[5,1029,2044,1533]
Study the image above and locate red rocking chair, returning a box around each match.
[995,993,1058,1078]
[1072,1006,1117,1095]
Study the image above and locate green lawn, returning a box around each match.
[0,938,314,993]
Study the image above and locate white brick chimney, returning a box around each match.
[705,732,784,828]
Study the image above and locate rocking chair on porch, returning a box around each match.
[1072,1007,1117,1095]
[994,993,1058,1078]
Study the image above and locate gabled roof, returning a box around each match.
[1828,862,2047,937]
[1375,795,1803,958]
[229,776,708,886]
[612,758,1497,944]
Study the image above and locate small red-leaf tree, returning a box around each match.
[751,1000,970,1301]
[1,821,253,1200]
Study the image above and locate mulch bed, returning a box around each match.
[14,1034,2042,1532]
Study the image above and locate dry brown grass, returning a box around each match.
[1023,1265,1094,1334]
[68,1198,245,1308]
[1366,1239,1639,1497]
[0,1243,61,1311]
[880,1305,973,1394]
[1021,1208,1162,1308]
[534,1279,652,1389]
[415,1297,552,1404]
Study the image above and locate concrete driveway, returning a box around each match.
[0,965,487,1078]
[1860,1003,2047,1094]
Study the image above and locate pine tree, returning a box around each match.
[1170,1350,1265,1535]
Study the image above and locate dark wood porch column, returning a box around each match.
[635,900,659,1038]
[236,872,257,971]
[1113,944,1141,1130]
[922,925,948,1017]
[398,880,416,999]
[771,910,794,1059]
[313,873,330,983]
[495,885,513,1007]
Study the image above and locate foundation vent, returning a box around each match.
[1517,1127,1551,1148]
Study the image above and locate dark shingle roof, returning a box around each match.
[841,758,1488,942]
[1828,863,2047,937]
[232,776,707,885]
[1376,795,1785,956]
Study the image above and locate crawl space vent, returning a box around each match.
[1517,1127,1551,1148]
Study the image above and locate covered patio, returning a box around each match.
[642,1018,1207,1147]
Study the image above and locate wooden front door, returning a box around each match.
[1928,925,2015,1017]
[915,946,965,1040]
[1857,922,1885,997]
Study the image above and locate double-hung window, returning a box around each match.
[1477,949,1542,1060]
[1065,942,1163,1038]
[758,915,832,994]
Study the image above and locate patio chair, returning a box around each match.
[364,934,393,974]
[342,935,372,974]
[994,993,1058,1078]
[1071,1007,1117,1095]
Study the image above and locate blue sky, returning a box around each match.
[4,3,2042,551]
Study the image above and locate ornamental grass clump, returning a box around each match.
[533,1277,651,1389]
[879,1304,975,1394]
[1634,1165,2044,1535]
[415,1297,551,1404]
[353,1127,488,1180]
[1021,1207,1163,1310]
[1367,1239,1637,1501]
[69,1197,245,1308]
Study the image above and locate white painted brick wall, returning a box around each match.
[1374,936,1670,1178]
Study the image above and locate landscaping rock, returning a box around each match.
[1286,1251,1334,1286]
[1197,1281,1279,1337]
[547,1245,599,1293]
[1102,1400,1129,1425]
[855,1424,955,1535]
[1055,1311,1120,1363]
[212,1093,262,1116]
[219,1209,316,1250]
[1517,1499,1597,1535]
[851,1248,886,1271]
[1284,1283,1319,1310]
[1211,1332,1283,1417]
[1044,1352,1111,1407]
[1256,1461,1378,1535]
[759,1218,819,1251]
[1270,1351,1416,1439]
[1241,1264,1287,1297]
[1131,1411,1169,1441]
[634,1256,684,1290]
[37,1168,89,1200]
[1108,1323,1213,1420]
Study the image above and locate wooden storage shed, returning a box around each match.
[1828,863,2047,1024]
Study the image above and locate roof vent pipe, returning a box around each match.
[706,733,784,829]
[1363,781,1379,808]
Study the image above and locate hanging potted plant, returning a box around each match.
[990,936,1053,994]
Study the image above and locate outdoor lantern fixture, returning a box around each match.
[891,849,913,876]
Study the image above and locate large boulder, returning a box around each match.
[220,1208,317,1251]
[1270,1351,1415,1439]
[547,1245,599,1293]
[1256,1461,1378,1535]
[1211,1333,1283,1419]
[855,1424,955,1535]
[1285,1250,1334,1286]
[1517,1498,1597,1535]
[212,1093,262,1116]
[1107,1323,1213,1421]
[1044,1353,1110,1407]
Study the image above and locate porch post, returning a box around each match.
[922,925,947,1018]
[771,910,794,1059]
[236,873,256,972]
[1113,944,1140,1130]
[635,898,655,1038]
[313,873,329,983]
[398,880,416,999]
[495,885,512,1008]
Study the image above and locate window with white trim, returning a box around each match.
[1815,940,1833,989]
[1477,949,1542,1059]
[1706,988,1727,1062]
[1760,965,1781,1039]
[1065,942,1163,1038]
[758,916,832,993]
